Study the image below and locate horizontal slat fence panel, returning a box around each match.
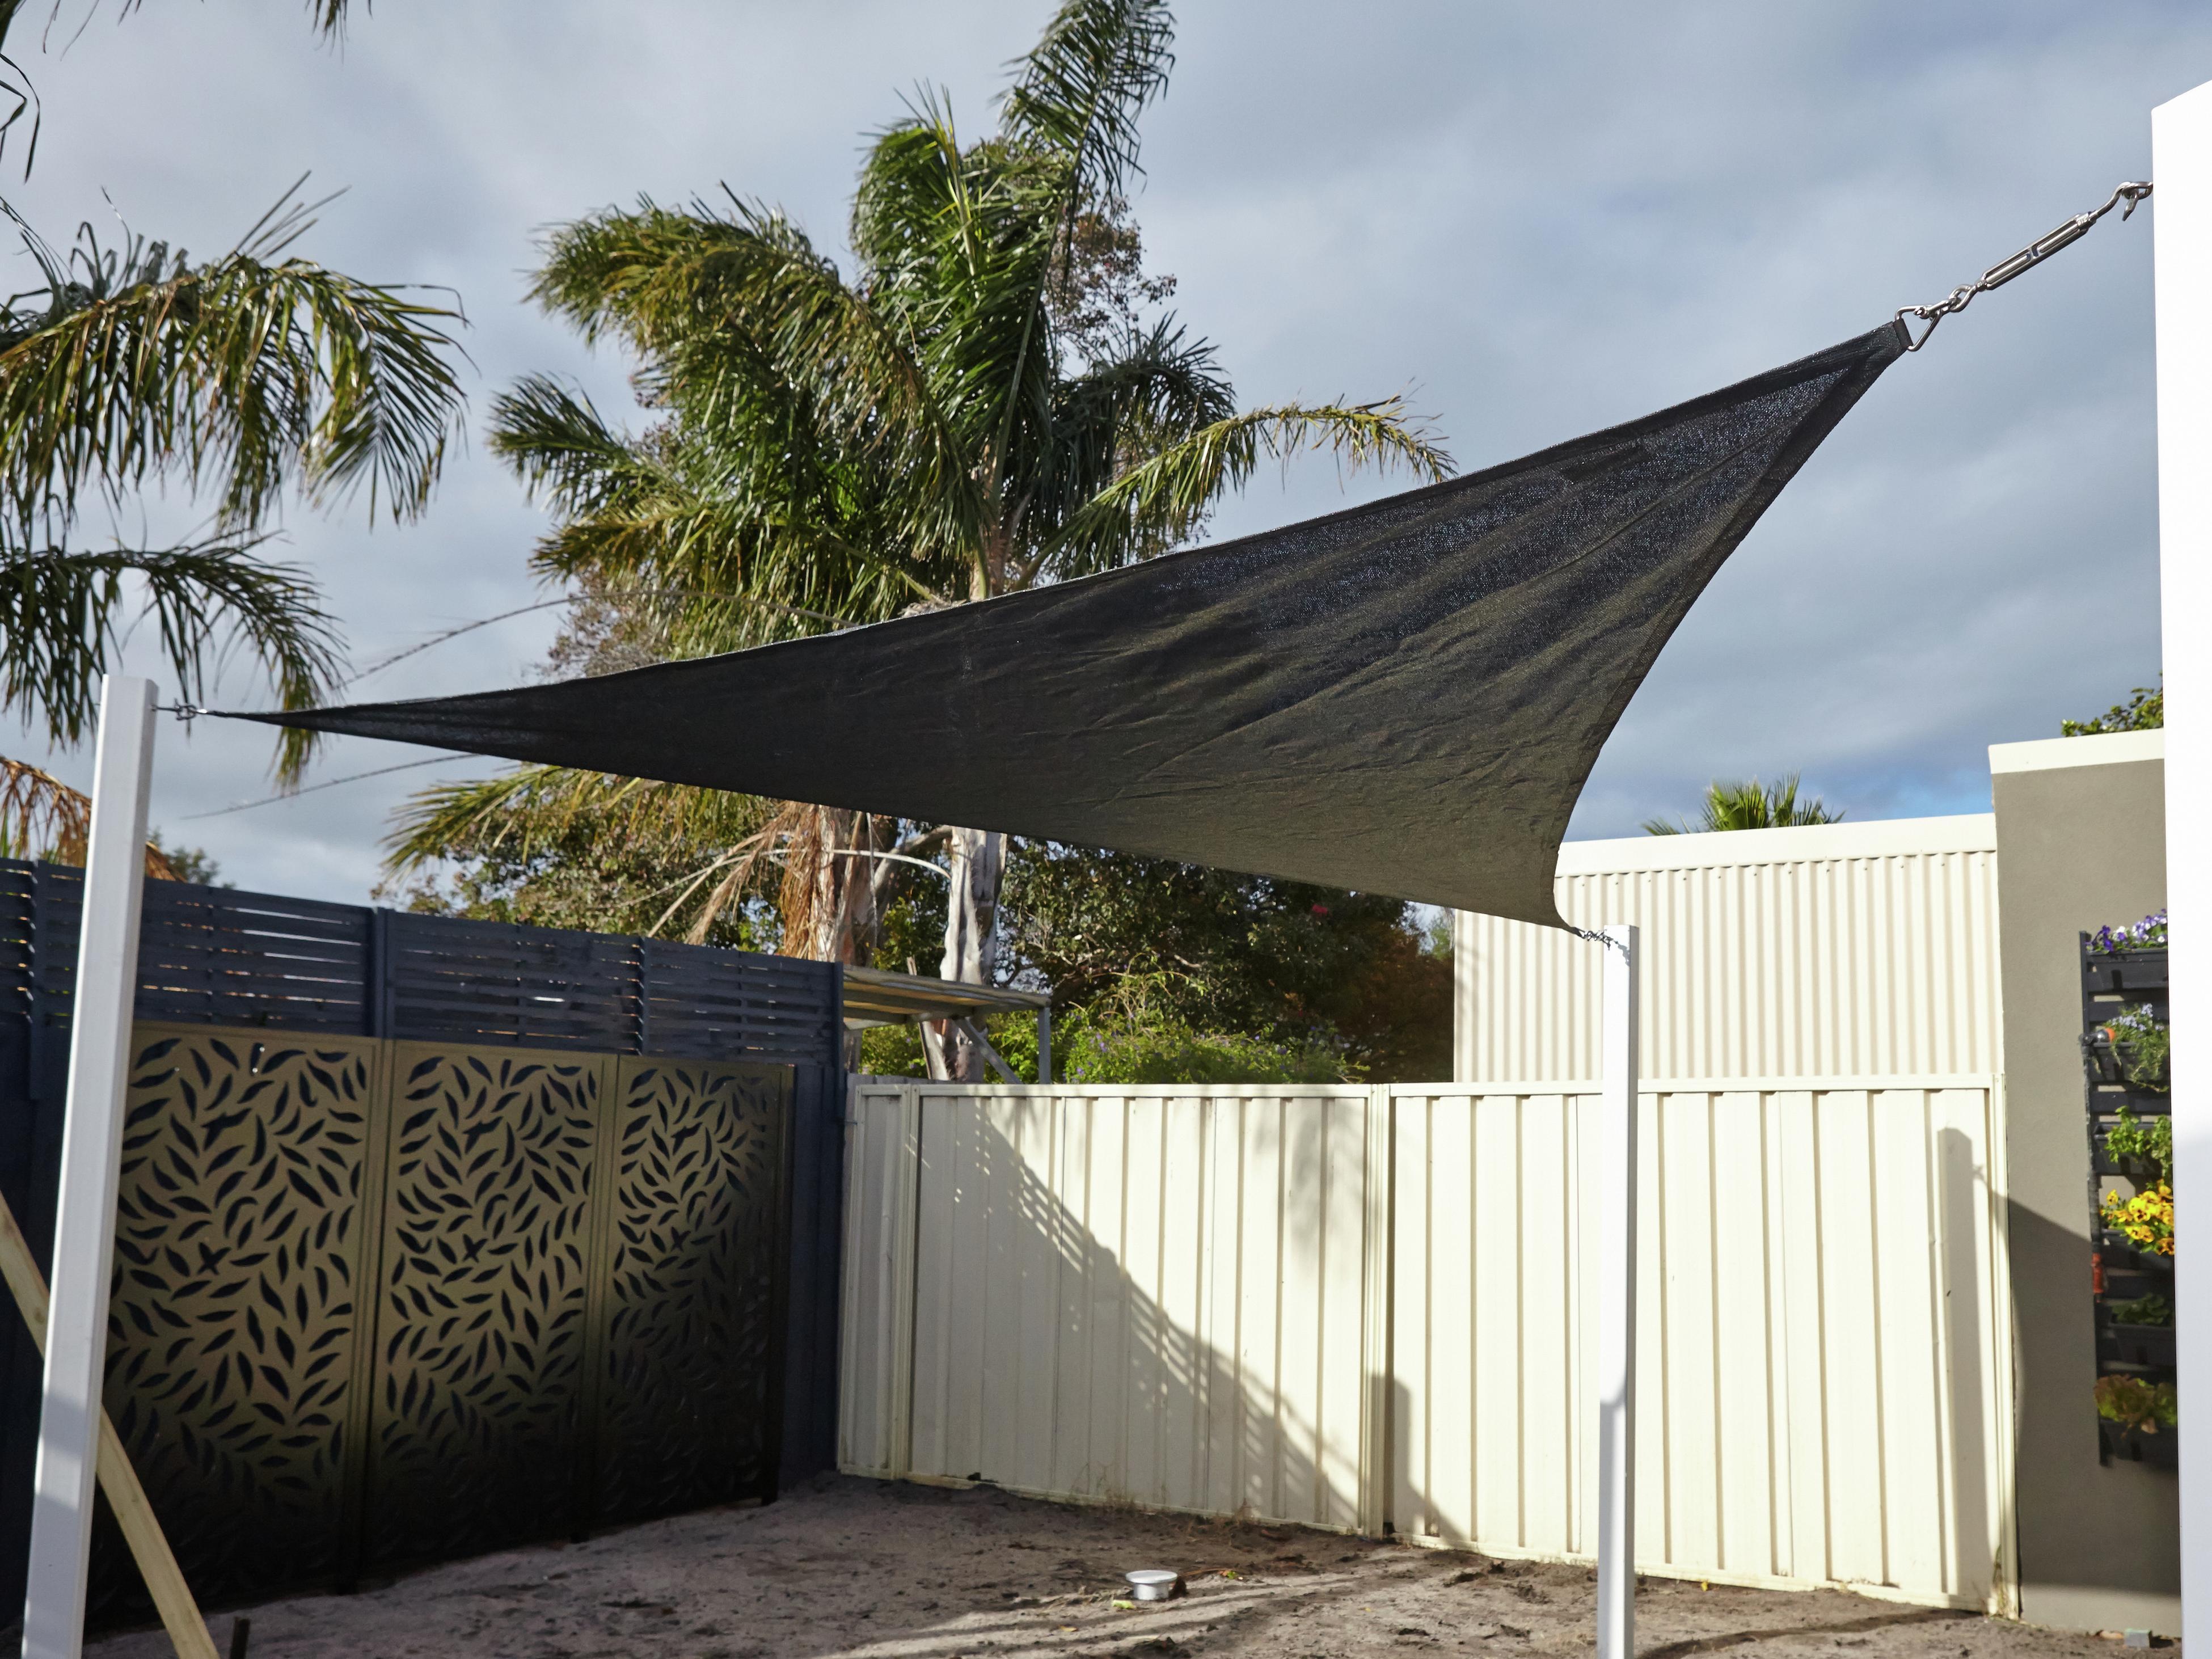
[843,1077,2015,1612]
[383,911,643,1050]
[0,858,837,1062]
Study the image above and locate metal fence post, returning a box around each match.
[1595,923,1640,1659]
[23,675,155,1659]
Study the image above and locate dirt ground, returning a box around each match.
[88,1475,2165,1659]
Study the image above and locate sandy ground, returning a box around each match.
[88,1475,2165,1659]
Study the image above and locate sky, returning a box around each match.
[3,0,2207,904]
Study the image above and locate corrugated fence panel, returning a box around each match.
[1388,1082,2009,1605]
[856,1084,1381,1531]
[1454,816,2002,1086]
[846,1075,2015,1611]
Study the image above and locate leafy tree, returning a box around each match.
[1641,775,1842,835]
[2063,679,2162,736]
[0,1,465,787]
[995,840,1450,1082]
[377,769,783,951]
[390,0,1447,1080]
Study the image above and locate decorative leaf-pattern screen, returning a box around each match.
[364,1046,605,1568]
[100,1030,378,1613]
[85,1026,792,1618]
[595,1059,788,1525]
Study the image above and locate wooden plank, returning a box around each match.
[0,1172,219,1659]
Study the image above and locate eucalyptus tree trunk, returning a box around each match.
[937,825,1006,1081]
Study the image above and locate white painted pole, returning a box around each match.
[23,675,155,1659]
[1595,923,1639,1659]
[2154,79,2212,1656]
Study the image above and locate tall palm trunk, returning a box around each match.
[937,825,1006,1080]
[782,805,890,965]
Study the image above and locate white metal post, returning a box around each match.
[2154,78,2212,1654]
[1595,923,1639,1659]
[23,676,155,1659]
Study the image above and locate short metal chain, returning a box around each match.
[1897,180,2152,351]
[1563,921,1628,957]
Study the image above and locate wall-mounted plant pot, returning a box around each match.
[2095,1231,2176,1275]
[2089,1131,2169,1183]
[2099,1421,2180,1471]
[2082,947,2169,998]
[2099,1323,2177,1369]
[2088,1084,2171,1118]
[2082,1031,2171,1094]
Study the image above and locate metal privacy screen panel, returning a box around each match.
[99,1029,380,1614]
[83,1025,793,1619]
[242,324,1906,928]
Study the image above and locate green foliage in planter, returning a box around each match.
[2109,1291,2173,1328]
[2095,1374,2177,1434]
[2107,1103,2175,1183]
[2094,1005,2171,1094]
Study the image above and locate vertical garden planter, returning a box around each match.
[2080,924,2178,1471]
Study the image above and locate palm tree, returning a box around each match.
[388,0,1450,1079]
[1641,775,1843,835]
[0,0,466,850]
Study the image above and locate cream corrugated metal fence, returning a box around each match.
[1454,815,2002,1085]
[839,1077,2017,1612]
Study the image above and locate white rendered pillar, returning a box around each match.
[2155,79,2212,1656]
[1595,923,1640,1659]
[23,676,155,1659]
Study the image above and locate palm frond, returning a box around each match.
[1044,395,1454,579]
[385,765,769,873]
[530,197,978,564]
[0,754,178,875]
[1642,775,1843,834]
[384,764,835,949]
[999,0,1175,213]
[0,202,466,538]
[1016,314,1232,573]
[0,540,340,775]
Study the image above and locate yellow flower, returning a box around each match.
[2101,1183,2175,1256]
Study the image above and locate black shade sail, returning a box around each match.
[246,323,1906,928]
